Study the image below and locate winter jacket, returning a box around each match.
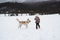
[34,17,40,23]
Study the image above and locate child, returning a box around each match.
[34,16,40,29]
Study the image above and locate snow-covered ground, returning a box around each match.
[0,14,60,40]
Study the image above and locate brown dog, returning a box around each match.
[16,18,31,29]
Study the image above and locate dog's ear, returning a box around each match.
[27,18,30,20]
[27,19,31,22]
[27,19,29,20]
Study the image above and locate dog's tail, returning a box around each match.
[16,18,20,22]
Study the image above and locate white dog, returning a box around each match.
[16,18,31,29]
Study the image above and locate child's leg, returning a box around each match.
[38,23,40,28]
[36,23,38,29]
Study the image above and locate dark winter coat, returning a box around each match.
[34,17,40,23]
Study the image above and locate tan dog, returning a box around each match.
[16,18,31,29]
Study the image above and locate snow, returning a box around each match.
[0,14,60,40]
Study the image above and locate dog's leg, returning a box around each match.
[18,24,22,29]
[26,24,28,29]
[20,24,22,29]
[18,25,20,29]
